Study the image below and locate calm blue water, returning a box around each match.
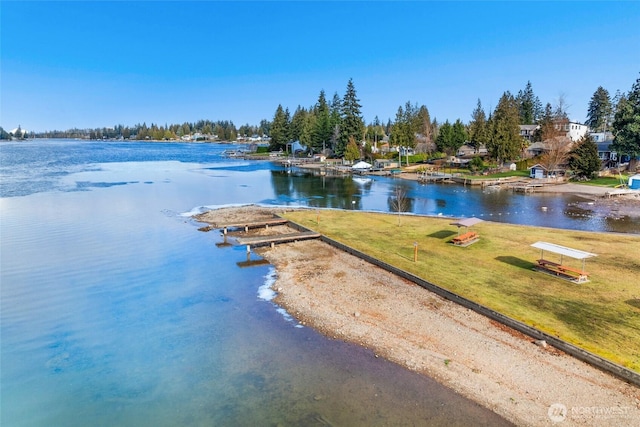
[0,139,631,427]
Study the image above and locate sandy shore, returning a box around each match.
[196,206,640,426]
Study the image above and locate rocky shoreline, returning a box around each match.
[195,205,640,427]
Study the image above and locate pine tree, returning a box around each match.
[290,106,307,142]
[338,79,364,157]
[451,119,468,151]
[435,120,453,154]
[329,92,342,153]
[586,86,612,132]
[391,106,409,148]
[300,112,316,148]
[269,104,290,151]
[488,92,522,164]
[568,134,601,179]
[416,105,432,145]
[468,99,488,149]
[313,90,332,153]
[612,75,640,167]
[344,137,361,161]
[516,81,541,125]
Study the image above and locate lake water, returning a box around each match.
[0,140,635,427]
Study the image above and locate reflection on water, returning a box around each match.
[2,140,638,426]
[1,141,512,426]
[268,167,640,234]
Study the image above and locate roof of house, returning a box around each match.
[527,142,547,151]
[528,163,548,170]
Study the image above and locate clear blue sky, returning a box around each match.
[2,1,639,132]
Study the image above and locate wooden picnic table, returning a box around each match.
[452,231,479,246]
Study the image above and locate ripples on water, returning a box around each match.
[1,141,514,426]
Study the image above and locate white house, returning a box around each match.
[554,121,588,142]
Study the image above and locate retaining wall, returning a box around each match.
[284,219,640,388]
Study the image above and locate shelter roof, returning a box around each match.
[450,217,483,228]
[352,161,372,169]
[531,241,597,260]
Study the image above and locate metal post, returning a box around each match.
[414,242,418,262]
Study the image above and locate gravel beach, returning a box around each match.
[196,204,640,426]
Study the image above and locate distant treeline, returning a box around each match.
[2,120,269,142]
[3,75,638,166]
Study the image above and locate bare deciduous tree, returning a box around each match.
[540,136,571,176]
[389,186,409,226]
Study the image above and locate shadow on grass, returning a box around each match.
[395,252,415,262]
[427,230,456,239]
[626,299,640,310]
[495,256,535,270]
[520,293,638,353]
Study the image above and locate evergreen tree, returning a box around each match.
[365,120,385,146]
[329,92,342,153]
[416,105,432,145]
[568,134,601,179]
[435,120,453,154]
[612,75,640,167]
[390,105,410,148]
[487,91,522,164]
[468,99,488,149]
[451,119,468,151]
[290,106,307,142]
[338,78,364,157]
[405,101,421,148]
[344,137,361,161]
[269,104,290,151]
[300,111,316,148]
[586,86,612,132]
[259,119,271,136]
[516,81,542,125]
[313,90,332,152]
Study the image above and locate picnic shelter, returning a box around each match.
[531,241,597,283]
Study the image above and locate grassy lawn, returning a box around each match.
[461,170,530,180]
[283,209,640,372]
[575,175,630,188]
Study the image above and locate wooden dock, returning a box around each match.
[418,172,453,183]
[509,182,544,193]
[214,218,290,233]
[605,189,639,198]
[236,231,321,248]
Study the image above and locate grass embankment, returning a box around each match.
[282,210,640,372]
